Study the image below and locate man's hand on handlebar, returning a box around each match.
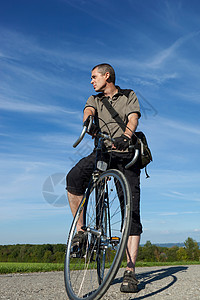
[88,123,100,137]
[83,115,93,128]
[83,115,99,137]
[112,134,131,151]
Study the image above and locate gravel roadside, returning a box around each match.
[0,265,200,299]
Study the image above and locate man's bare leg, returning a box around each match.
[126,235,140,273]
[67,191,84,232]
[120,235,140,292]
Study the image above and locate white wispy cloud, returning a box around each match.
[161,191,200,202]
[0,51,10,58]
[39,133,92,149]
[0,28,94,103]
[159,211,200,216]
[139,115,200,162]
[174,90,200,104]
[142,169,200,191]
[0,96,79,115]
[0,201,67,221]
[0,27,99,71]
[61,0,125,31]
[162,117,200,136]
[146,31,200,69]
[145,114,200,135]
[1,25,198,95]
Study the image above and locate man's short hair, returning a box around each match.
[92,63,116,84]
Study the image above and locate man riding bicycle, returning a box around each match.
[66,63,142,293]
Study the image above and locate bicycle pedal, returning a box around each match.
[71,253,81,258]
[111,237,120,243]
[71,249,86,258]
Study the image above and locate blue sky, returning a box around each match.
[0,0,200,245]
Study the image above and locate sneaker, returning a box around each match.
[71,231,87,258]
[120,270,139,293]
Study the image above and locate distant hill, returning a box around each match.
[154,243,185,248]
[142,242,200,248]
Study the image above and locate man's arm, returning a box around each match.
[83,107,95,122]
[124,113,139,138]
[113,113,139,150]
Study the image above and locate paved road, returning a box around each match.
[0,265,200,299]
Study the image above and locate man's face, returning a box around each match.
[91,68,108,92]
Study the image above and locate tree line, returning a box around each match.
[136,237,200,262]
[0,237,199,263]
[0,244,66,263]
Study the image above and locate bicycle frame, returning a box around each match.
[81,131,137,243]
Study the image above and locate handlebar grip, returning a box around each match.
[125,149,140,169]
[87,116,93,133]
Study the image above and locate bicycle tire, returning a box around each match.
[96,201,107,285]
[64,169,131,300]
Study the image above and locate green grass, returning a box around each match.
[134,261,200,267]
[1,261,200,274]
[0,262,64,274]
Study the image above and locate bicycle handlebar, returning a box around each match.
[73,116,93,148]
[96,132,140,168]
[73,118,140,169]
[125,148,140,169]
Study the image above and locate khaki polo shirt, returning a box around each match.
[84,87,140,149]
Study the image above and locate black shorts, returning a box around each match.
[66,150,142,235]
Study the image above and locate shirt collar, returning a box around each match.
[114,86,123,96]
[96,86,123,100]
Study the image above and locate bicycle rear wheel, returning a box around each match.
[64,169,131,300]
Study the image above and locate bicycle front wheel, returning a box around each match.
[64,169,131,300]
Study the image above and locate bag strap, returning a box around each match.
[101,96,141,143]
[101,97,126,132]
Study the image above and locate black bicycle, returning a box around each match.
[64,116,139,300]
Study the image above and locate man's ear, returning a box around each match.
[105,72,111,82]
